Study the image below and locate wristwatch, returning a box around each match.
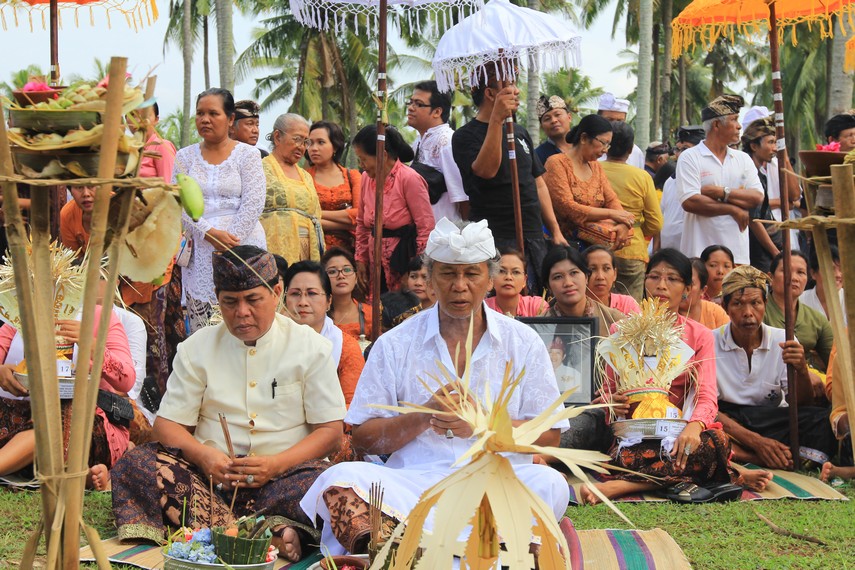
[722,186,732,203]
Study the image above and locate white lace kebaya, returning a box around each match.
[173,142,267,304]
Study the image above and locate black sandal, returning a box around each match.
[659,482,714,503]
[703,482,743,502]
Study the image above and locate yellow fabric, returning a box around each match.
[260,156,324,265]
[625,388,682,420]
[600,161,664,261]
[158,314,346,457]
[847,36,855,72]
[672,0,855,59]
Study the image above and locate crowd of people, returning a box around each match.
[0,73,853,564]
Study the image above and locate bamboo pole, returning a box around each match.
[768,6,799,467]
[0,103,65,563]
[370,0,388,341]
[499,73,524,256]
[60,56,128,568]
[830,164,855,448]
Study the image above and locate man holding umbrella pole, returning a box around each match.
[452,66,567,295]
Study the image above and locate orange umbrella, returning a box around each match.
[673,0,855,466]
[0,0,158,83]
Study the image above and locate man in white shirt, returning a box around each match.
[677,94,764,264]
[597,93,645,169]
[407,80,469,223]
[713,266,836,470]
[112,246,345,561]
[656,125,704,252]
[301,218,570,556]
[801,245,845,319]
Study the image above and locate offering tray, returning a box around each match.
[163,552,276,570]
[612,418,687,440]
[14,372,77,400]
[8,108,100,133]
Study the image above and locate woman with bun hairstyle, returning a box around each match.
[352,125,435,294]
[542,114,634,250]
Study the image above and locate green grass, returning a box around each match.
[565,481,855,570]
[0,481,852,569]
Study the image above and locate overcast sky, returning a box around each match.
[0,0,636,143]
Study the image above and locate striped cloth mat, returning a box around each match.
[79,539,323,569]
[562,519,691,570]
[567,464,849,504]
[81,524,688,569]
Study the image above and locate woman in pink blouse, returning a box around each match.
[0,306,135,487]
[581,249,739,505]
[486,247,547,317]
[583,245,641,315]
[353,126,435,295]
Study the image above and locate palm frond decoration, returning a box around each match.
[596,298,696,425]
[0,238,87,328]
[368,317,628,570]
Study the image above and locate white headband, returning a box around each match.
[425,218,496,265]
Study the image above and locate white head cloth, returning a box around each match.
[598,93,630,114]
[425,218,496,264]
[742,105,771,127]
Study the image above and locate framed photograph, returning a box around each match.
[517,317,598,406]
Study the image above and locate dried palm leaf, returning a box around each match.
[369,317,630,570]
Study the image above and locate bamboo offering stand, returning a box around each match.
[769,163,855,452]
[0,56,156,569]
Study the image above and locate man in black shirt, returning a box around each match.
[451,75,566,294]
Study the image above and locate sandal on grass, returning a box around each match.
[659,482,714,503]
[703,482,743,503]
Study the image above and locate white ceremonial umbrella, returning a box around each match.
[432,0,581,252]
[289,0,482,339]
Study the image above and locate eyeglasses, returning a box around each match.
[593,136,611,150]
[645,273,684,285]
[279,131,310,147]
[406,99,432,109]
[498,268,525,277]
[326,266,355,277]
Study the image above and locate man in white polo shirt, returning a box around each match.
[713,266,836,470]
[677,95,763,264]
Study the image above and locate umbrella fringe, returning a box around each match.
[433,37,582,93]
[671,5,855,60]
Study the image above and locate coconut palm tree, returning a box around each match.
[214,0,235,91]
[237,11,383,141]
[828,15,854,118]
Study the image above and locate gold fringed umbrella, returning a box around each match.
[0,0,159,84]
[672,0,855,468]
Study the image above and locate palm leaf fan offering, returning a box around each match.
[368,317,629,570]
[596,298,696,441]
[0,238,86,329]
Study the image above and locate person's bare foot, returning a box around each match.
[821,462,855,482]
[579,480,658,505]
[272,526,301,562]
[740,469,772,492]
[88,464,111,491]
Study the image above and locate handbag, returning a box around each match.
[175,232,193,267]
[411,143,447,205]
[575,219,634,249]
[97,389,135,427]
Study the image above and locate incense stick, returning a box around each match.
[369,481,384,554]
[209,474,215,526]
[218,413,241,514]
[219,413,236,460]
